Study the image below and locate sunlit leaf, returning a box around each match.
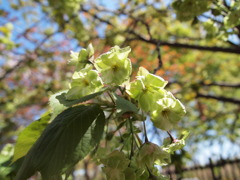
[49,90,106,119]
[12,112,51,162]
[16,104,105,180]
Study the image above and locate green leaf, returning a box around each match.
[57,90,105,106]
[115,95,138,116]
[172,0,210,21]
[224,9,240,29]
[0,144,15,178]
[15,104,105,180]
[49,90,105,120]
[12,112,51,162]
[49,91,68,120]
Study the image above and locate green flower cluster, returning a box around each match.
[13,44,187,180]
[136,142,170,168]
[127,67,186,130]
[98,137,188,180]
[66,45,132,100]
[101,150,130,180]
[135,133,188,175]
[66,44,185,130]
[101,149,169,180]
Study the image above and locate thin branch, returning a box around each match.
[167,131,174,143]
[143,121,149,143]
[107,91,116,106]
[168,80,240,89]
[164,158,240,174]
[153,41,163,74]
[197,93,240,105]
[81,6,240,54]
[129,118,134,159]
[0,60,24,81]
[227,40,240,48]
[127,30,240,54]
[223,0,230,9]
[80,6,114,26]
[230,108,240,134]
[159,40,240,54]
[0,31,58,81]
[201,82,240,88]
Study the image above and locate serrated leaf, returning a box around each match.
[49,90,105,120]
[115,95,138,116]
[49,91,68,120]
[12,112,51,162]
[15,104,105,180]
[57,90,105,107]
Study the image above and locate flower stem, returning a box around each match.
[143,121,149,143]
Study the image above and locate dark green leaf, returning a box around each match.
[56,90,104,107]
[115,95,138,116]
[15,104,105,180]
[49,90,106,120]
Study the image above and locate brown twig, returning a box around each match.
[153,41,163,74]
[196,93,240,105]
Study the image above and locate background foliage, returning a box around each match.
[1,0,240,179]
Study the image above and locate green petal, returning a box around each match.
[151,113,175,131]
[126,80,144,99]
[156,97,175,109]
[137,67,149,77]
[94,46,132,85]
[136,142,163,168]
[172,99,186,114]
[146,73,168,89]
[101,150,130,170]
[69,51,79,65]
[78,48,88,63]
[151,94,186,130]
[139,90,164,113]
[103,167,125,180]
[87,43,94,58]
[66,68,103,100]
